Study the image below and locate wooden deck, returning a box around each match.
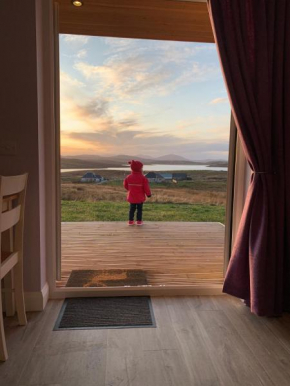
[58,222,225,288]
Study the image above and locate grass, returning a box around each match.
[99,178,227,192]
[61,170,227,223]
[61,169,228,192]
[61,200,225,223]
[61,182,226,206]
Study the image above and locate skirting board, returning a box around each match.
[24,282,49,311]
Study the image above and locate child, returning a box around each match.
[123,160,151,226]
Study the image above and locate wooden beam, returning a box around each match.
[58,0,214,43]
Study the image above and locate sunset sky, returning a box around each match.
[60,34,231,160]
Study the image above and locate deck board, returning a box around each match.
[58,222,225,288]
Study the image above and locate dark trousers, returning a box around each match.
[129,203,143,221]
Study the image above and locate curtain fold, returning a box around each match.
[207,0,290,316]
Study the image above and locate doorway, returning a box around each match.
[56,34,233,293]
[48,0,239,297]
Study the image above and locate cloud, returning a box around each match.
[76,49,87,58]
[78,99,110,119]
[60,69,144,137]
[63,34,90,45]
[60,70,113,134]
[118,119,138,128]
[60,37,230,159]
[153,41,215,65]
[73,39,221,101]
[65,126,229,160]
[60,67,230,158]
[209,97,229,105]
[74,58,219,101]
[60,71,85,89]
[104,37,136,54]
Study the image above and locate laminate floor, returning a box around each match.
[1,295,290,386]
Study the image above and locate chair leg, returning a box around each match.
[0,291,8,361]
[2,225,16,317]
[4,270,16,317]
[14,263,27,326]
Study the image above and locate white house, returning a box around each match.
[80,172,103,183]
[160,173,173,181]
[145,172,165,183]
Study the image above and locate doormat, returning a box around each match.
[54,297,156,330]
[66,269,148,287]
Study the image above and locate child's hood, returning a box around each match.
[128,160,143,172]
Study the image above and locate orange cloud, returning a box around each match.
[209,97,229,105]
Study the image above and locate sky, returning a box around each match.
[60,34,231,160]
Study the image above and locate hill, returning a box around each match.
[156,154,191,162]
[61,158,121,169]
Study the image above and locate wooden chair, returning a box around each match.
[0,174,28,361]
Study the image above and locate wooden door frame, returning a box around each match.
[54,2,62,281]
[46,0,248,299]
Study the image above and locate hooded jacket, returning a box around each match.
[123,160,151,204]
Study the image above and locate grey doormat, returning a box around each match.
[66,269,148,287]
[54,297,156,330]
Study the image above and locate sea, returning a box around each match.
[61,164,227,173]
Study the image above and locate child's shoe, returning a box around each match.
[128,221,135,226]
[136,221,143,226]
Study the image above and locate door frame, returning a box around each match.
[54,2,62,281]
[46,2,248,299]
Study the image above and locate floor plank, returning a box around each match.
[165,297,221,385]
[16,300,107,386]
[107,328,147,386]
[59,222,225,288]
[105,348,129,386]
[0,302,55,386]
[211,296,290,385]
[194,310,272,386]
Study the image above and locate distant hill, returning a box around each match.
[206,160,228,167]
[61,158,121,169]
[155,154,191,162]
[63,154,103,160]
[104,154,144,163]
[138,154,154,159]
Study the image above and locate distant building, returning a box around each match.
[94,174,104,182]
[160,173,173,181]
[145,172,165,183]
[80,172,104,183]
[172,173,188,181]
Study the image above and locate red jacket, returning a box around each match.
[124,172,151,204]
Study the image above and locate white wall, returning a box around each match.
[0,0,53,301]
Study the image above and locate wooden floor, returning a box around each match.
[58,222,225,288]
[2,295,290,385]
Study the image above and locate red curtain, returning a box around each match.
[207,0,290,316]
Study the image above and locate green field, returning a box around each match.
[61,169,227,223]
[61,169,228,192]
[62,200,225,223]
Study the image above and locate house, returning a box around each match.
[160,173,173,180]
[1,0,289,384]
[145,172,165,183]
[80,172,103,183]
[172,173,188,181]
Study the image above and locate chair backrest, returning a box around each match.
[0,175,27,198]
[0,174,28,261]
